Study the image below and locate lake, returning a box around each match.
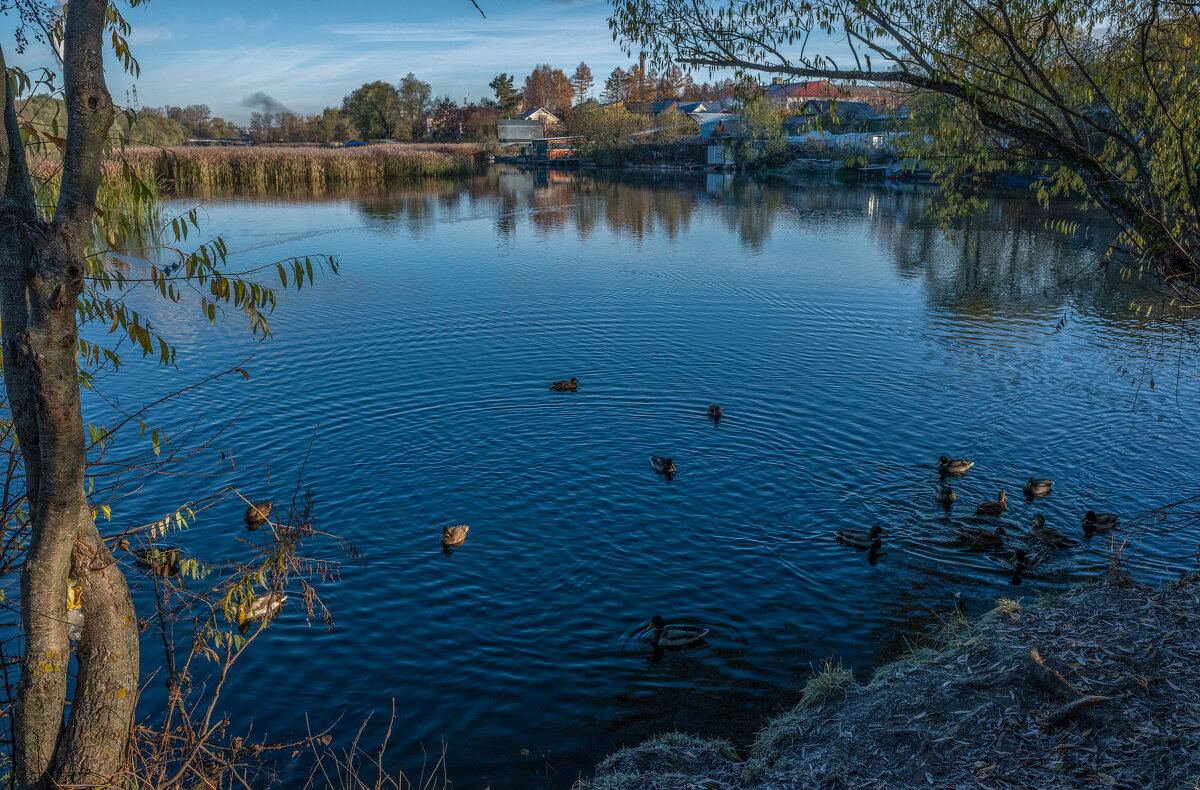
[92,167,1200,789]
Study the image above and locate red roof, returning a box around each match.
[765,80,845,101]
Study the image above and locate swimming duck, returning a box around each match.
[550,377,578,392]
[706,404,722,422]
[1010,549,1044,573]
[441,524,470,547]
[1082,510,1120,536]
[974,491,1008,516]
[650,456,676,476]
[937,455,974,477]
[1023,477,1054,498]
[934,479,956,504]
[244,501,273,530]
[133,545,181,577]
[957,524,1006,549]
[648,615,709,649]
[1030,514,1078,548]
[239,592,287,624]
[836,524,884,549]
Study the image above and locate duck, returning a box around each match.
[133,545,181,577]
[933,479,956,504]
[1010,549,1044,573]
[441,524,470,547]
[550,377,578,392]
[957,524,1006,549]
[1023,477,1054,498]
[706,404,722,422]
[1029,514,1078,548]
[1082,510,1120,536]
[836,524,884,549]
[937,455,974,477]
[650,456,676,476]
[647,615,709,649]
[974,491,1007,516]
[239,592,287,624]
[244,500,273,530]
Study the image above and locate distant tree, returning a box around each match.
[343,80,403,139]
[489,73,524,119]
[655,65,692,100]
[315,107,354,142]
[114,109,186,146]
[602,67,632,103]
[274,111,302,141]
[627,60,658,104]
[523,64,573,112]
[570,62,594,105]
[208,116,238,138]
[429,96,464,138]
[249,111,275,141]
[397,72,433,139]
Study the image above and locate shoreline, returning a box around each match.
[588,573,1200,789]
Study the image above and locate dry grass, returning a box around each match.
[589,576,1200,789]
[110,143,488,194]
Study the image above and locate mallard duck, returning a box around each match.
[937,455,974,477]
[934,479,956,504]
[706,404,722,422]
[244,500,273,530]
[441,524,469,547]
[550,377,578,392]
[133,545,181,577]
[1030,514,1078,548]
[974,491,1008,516]
[240,593,287,624]
[1082,510,1120,536]
[957,524,1006,549]
[1010,549,1044,573]
[650,456,675,475]
[1023,477,1054,498]
[836,524,884,549]
[648,615,709,649]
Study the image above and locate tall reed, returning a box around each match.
[113,143,489,194]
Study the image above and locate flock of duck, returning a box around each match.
[223,382,1118,653]
[834,454,1121,575]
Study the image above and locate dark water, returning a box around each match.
[87,168,1200,788]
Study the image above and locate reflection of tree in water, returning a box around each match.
[886,192,1157,325]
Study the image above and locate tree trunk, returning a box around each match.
[1,2,141,787]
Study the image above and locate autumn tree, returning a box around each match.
[523,63,573,112]
[570,61,594,105]
[489,72,523,118]
[342,80,403,139]
[397,71,433,139]
[609,0,1200,304]
[429,95,463,138]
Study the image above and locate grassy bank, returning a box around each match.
[591,575,1200,789]
[112,143,489,194]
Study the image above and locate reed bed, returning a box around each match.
[111,143,489,194]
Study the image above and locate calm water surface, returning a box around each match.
[92,169,1200,788]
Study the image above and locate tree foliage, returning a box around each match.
[609,0,1200,304]
[397,71,433,139]
[489,72,523,118]
[571,61,594,104]
[523,63,573,112]
[342,80,403,140]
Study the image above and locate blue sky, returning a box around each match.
[14,0,659,121]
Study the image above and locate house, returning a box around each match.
[677,101,711,115]
[691,112,736,139]
[765,78,845,108]
[791,99,877,132]
[520,107,561,126]
[497,119,544,145]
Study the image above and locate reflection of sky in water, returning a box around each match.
[77,170,1199,790]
